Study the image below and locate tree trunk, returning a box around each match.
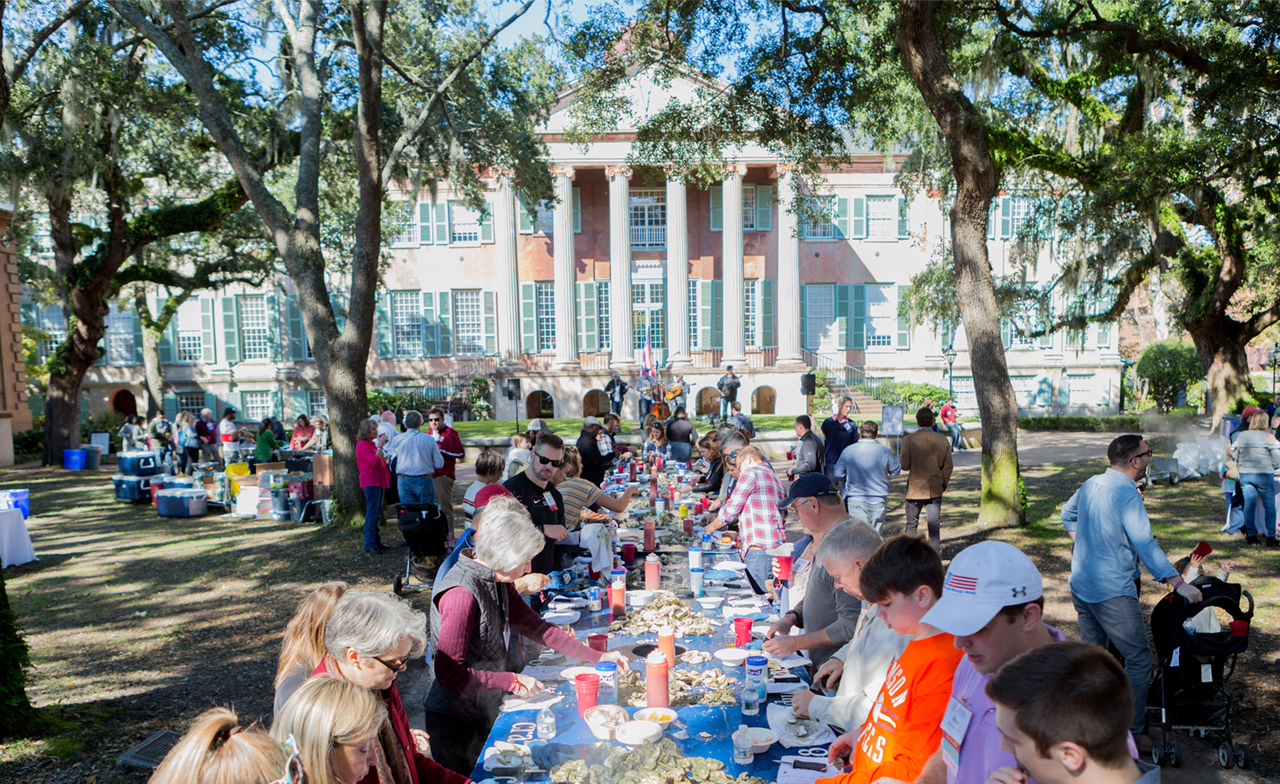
[134,290,165,416]
[0,567,40,739]
[897,0,1023,525]
[1188,320,1251,420]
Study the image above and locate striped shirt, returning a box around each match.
[557,477,604,527]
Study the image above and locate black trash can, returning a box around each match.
[270,486,291,521]
[85,445,104,470]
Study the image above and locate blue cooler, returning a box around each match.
[112,475,151,503]
[156,488,208,518]
[118,450,160,476]
[63,449,87,470]
[0,489,30,518]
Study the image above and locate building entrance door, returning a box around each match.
[631,280,666,368]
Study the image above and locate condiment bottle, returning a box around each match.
[645,553,661,590]
[658,625,676,665]
[645,650,669,708]
[610,568,627,618]
[650,472,659,500]
[644,519,656,551]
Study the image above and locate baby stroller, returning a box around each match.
[391,503,451,596]
[1148,575,1254,769]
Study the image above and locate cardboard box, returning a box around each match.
[254,462,286,474]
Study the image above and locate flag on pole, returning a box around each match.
[642,327,653,375]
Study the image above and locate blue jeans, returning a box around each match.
[610,398,623,414]
[1225,487,1250,536]
[743,548,772,595]
[398,474,436,506]
[720,398,732,420]
[363,486,384,551]
[1072,592,1151,734]
[639,397,652,425]
[670,441,692,463]
[946,423,962,449]
[1240,472,1276,538]
[846,498,887,532]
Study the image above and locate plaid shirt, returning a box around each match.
[719,462,786,553]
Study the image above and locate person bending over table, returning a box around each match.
[704,444,786,591]
[556,445,638,526]
[289,415,316,452]
[424,505,630,775]
[272,676,386,784]
[315,591,468,784]
[274,580,352,718]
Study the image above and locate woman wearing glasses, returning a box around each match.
[316,591,470,784]
[149,706,303,784]
[272,677,385,784]
[424,505,630,775]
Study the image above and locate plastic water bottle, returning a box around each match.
[740,680,760,716]
[536,706,556,739]
[732,724,755,765]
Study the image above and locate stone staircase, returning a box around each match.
[802,349,890,421]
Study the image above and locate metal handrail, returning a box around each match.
[801,349,896,402]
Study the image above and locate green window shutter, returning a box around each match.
[265,293,280,361]
[699,279,714,348]
[898,197,909,239]
[19,302,34,327]
[421,291,439,357]
[437,291,452,356]
[272,390,283,420]
[287,295,305,360]
[483,290,497,356]
[710,186,723,232]
[163,395,178,419]
[836,284,851,350]
[1056,379,1071,407]
[132,308,144,365]
[988,201,998,240]
[330,292,346,332]
[419,202,433,244]
[93,335,105,366]
[517,195,533,234]
[836,197,850,239]
[1001,197,1013,239]
[897,284,911,349]
[1001,318,1012,349]
[572,188,582,233]
[854,196,868,238]
[166,317,179,363]
[760,279,774,348]
[203,392,217,413]
[480,201,494,243]
[851,284,867,350]
[1095,320,1111,349]
[221,296,240,364]
[200,297,216,363]
[154,298,172,364]
[711,279,724,348]
[520,282,537,354]
[434,203,449,244]
[289,389,308,419]
[376,293,392,358]
[755,185,772,232]
[799,284,809,349]
[576,281,598,353]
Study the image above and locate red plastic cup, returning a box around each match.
[588,633,609,652]
[733,617,753,647]
[1229,619,1249,637]
[575,673,600,715]
[776,555,793,581]
[1191,541,1213,559]
[622,543,636,562]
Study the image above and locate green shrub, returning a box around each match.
[13,426,43,455]
[81,410,126,443]
[1136,340,1202,413]
[1018,413,1196,433]
[871,381,951,412]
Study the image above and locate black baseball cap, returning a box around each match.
[779,473,840,508]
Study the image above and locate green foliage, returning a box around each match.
[871,381,952,412]
[467,378,493,421]
[13,426,44,458]
[81,410,126,444]
[1018,416,1143,432]
[1136,340,1203,413]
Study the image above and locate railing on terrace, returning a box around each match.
[519,352,612,372]
[689,347,776,370]
[801,349,896,403]
[630,225,666,249]
[414,357,496,416]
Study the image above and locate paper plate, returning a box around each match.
[548,596,589,609]
[713,561,747,571]
[560,665,596,680]
[482,744,531,771]
[541,609,581,625]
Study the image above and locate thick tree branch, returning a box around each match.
[8,0,92,85]
[111,0,241,52]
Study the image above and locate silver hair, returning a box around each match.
[357,419,379,441]
[200,408,212,417]
[404,410,424,429]
[474,505,545,573]
[324,591,427,659]
[817,521,883,568]
[834,395,853,414]
[721,431,750,452]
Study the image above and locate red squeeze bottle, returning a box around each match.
[645,650,669,708]
[644,520,656,552]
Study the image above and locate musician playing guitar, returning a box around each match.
[666,373,688,410]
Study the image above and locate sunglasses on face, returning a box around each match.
[1132,450,1153,460]
[372,654,410,672]
[534,452,565,467]
[721,450,739,463]
[269,734,305,784]
[428,418,441,422]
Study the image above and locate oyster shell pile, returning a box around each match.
[609,592,714,636]
[614,666,739,708]
[549,738,768,784]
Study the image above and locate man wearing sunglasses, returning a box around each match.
[427,407,465,532]
[504,432,571,574]
[1060,433,1201,751]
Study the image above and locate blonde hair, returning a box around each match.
[271,677,387,784]
[561,445,583,477]
[275,582,351,688]
[475,505,545,573]
[1250,411,1271,431]
[738,445,764,465]
[149,707,287,784]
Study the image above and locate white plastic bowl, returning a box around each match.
[541,609,580,626]
[695,596,724,611]
[628,590,657,607]
[714,648,750,667]
[702,585,728,597]
[633,707,677,729]
[616,719,664,746]
[748,728,778,753]
[583,704,629,740]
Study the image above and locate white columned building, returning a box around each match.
[607,165,636,369]
[775,166,803,366]
[552,166,578,368]
[721,164,747,366]
[666,173,691,369]
[493,174,521,366]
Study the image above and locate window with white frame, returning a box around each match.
[178,394,206,416]
[534,202,554,235]
[1009,197,1033,237]
[630,189,666,249]
[449,201,482,244]
[742,186,757,230]
[803,284,836,351]
[803,196,836,240]
[867,196,898,239]
[953,377,977,411]
[390,291,421,357]
[388,202,417,245]
[866,283,896,348]
[535,282,555,351]
[688,280,700,349]
[453,290,483,356]
[238,295,271,360]
[35,304,66,362]
[105,302,136,365]
[175,299,203,362]
[241,391,272,421]
[596,281,611,350]
[308,390,328,418]
[632,282,665,350]
[744,280,758,348]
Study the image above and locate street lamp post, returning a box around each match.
[943,345,958,399]
[1271,343,1280,395]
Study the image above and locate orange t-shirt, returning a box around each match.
[821,632,964,784]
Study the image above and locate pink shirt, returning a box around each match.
[356,439,390,489]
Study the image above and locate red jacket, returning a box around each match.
[432,426,465,480]
[357,439,391,489]
[312,660,470,784]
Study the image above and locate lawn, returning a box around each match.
[0,458,1276,782]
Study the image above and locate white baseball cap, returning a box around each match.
[921,541,1042,636]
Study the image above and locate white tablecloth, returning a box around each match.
[0,507,36,568]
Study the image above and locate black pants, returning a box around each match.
[905,497,942,550]
[423,709,491,777]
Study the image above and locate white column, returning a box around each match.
[776,166,803,365]
[493,174,521,366]
[666,173,691,368]
[552,166,578,368]
[721,164,747,365]
[607,165,636,370]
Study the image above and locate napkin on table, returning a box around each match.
[767,702,837,748]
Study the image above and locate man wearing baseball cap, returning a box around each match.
[576,416,611,486]
[764,474,863,670]
[912,541,1063,784]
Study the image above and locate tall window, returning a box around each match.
[632,282,665,350]
[803,196,836,239]
[449,202,482,244]
[390,291,421,357]
[238,295,270,360]
[453,290,483,356]
[743,279,758,348]
[867,196,897,239]
[35,304,66,362]
[742,187,757,230]
[105,302,136,365]
[866,283,896,347]
[688,280,700,349]
[630,189,666,249]
[803,284,835,351]
[535,282,555,351]
[388,202,417,245]
[596,280,611,350]
[177,332,202,362]
[241,391,272,421]
[308,390,328,418]
[178,394,206,416]
[1009,197,1033,237]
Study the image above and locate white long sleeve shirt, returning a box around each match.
[803,603,912,732]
